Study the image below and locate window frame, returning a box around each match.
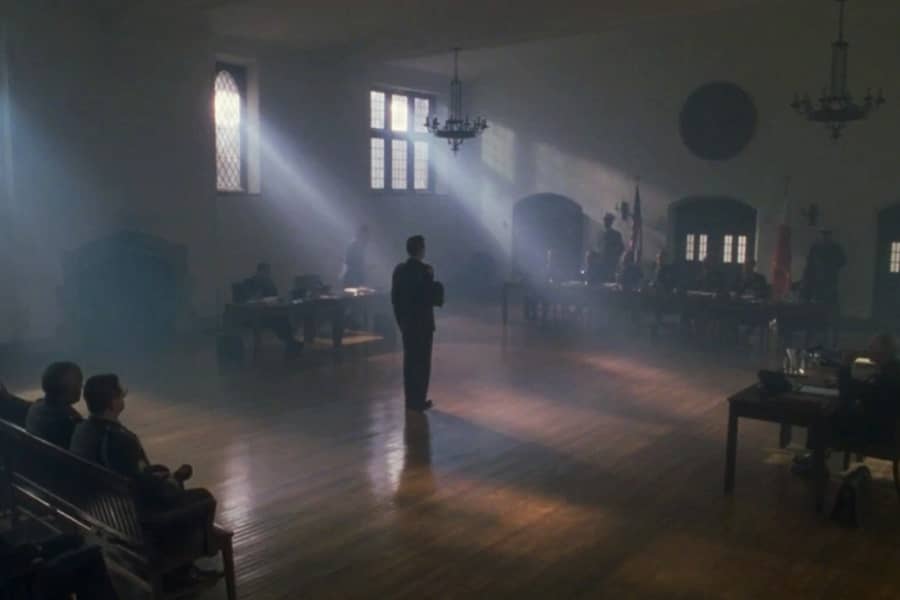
[214,61,249,195]
[369,87,436,193]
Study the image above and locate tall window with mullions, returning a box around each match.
[370,89,434,192]
[214,63,248,192]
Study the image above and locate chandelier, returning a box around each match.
[791,0,885,139]
[426,48,488,152]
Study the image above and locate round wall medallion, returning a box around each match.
[679,82,756,161]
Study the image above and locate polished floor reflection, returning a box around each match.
[6,311,900,598]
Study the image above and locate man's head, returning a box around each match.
[406,235,426,260]
[84,374,127,419]
[357,225,370,244]
[820,229,833,243]
[656,250,668,266]
[41,362,83,406]
[256,262,271,276]
[603,213,615,229]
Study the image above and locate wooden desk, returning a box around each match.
[724,384,838,512]
[224,290,388,359]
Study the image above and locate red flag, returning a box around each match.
[630,183,642,264]
[771,224,791,300]
[771,179,792,301]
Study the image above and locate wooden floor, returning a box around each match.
[6,309,900,599]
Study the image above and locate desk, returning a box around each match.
[224,290,388,359]
[724,384,838,512]
[501,281,831,349]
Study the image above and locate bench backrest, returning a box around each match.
[0,418,145,546]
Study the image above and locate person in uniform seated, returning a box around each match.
[735,259,769,299]
[70,374,218,583]
[242,262,303,355]
[343,225,370,288]
[392,235,443,412]
[599,213,625,284]
[25,362,84,448]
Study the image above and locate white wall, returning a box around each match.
[447,0,900,317]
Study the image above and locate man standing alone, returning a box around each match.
[392,235,443,412]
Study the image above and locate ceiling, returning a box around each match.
[61,0,775,60]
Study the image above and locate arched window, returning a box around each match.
[214,65,246,192]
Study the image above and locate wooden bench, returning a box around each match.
[0,418,237,599]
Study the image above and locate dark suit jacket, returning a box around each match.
[70,416,180,509]
[25,398,83,449]
[392,258,438,334]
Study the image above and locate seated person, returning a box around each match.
[697,253,726,295]
[244,262,279,299]
[795,334,900,475]
[242,262,303,355]
[649,251,677,293]
[735,259,768,300]
[70,374,218,579]
[25,361,84,448]
[616,250,643,291]
[836,334,900,445]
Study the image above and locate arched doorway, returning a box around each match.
[873,204,900,324]
[512,193,584,282]
[669,196,757,284]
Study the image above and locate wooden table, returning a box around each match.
[224,290,389,359]
[501,281,831,350]
[724,384,838,512]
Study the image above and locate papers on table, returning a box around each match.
[798,385,839,398]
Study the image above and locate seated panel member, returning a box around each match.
[698,252,726,295]
[616,250,643,291]
[242,262,303,355]
[70,374,218,572]
[244,262,279,299]
[25,362,84,448]
[735,259,769,300]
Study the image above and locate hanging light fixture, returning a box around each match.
[426,48,488,152]
[791,0,885,140]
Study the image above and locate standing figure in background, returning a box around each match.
[802,229,846,347]
[599,213,625,283]
[343,225,370,288]
[392,235,443,412]
[802,229,846,308]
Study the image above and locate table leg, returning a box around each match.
[811,422,827,512]
[332,304,345,348]
[779,422,792,448]
[724,406,738,493]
